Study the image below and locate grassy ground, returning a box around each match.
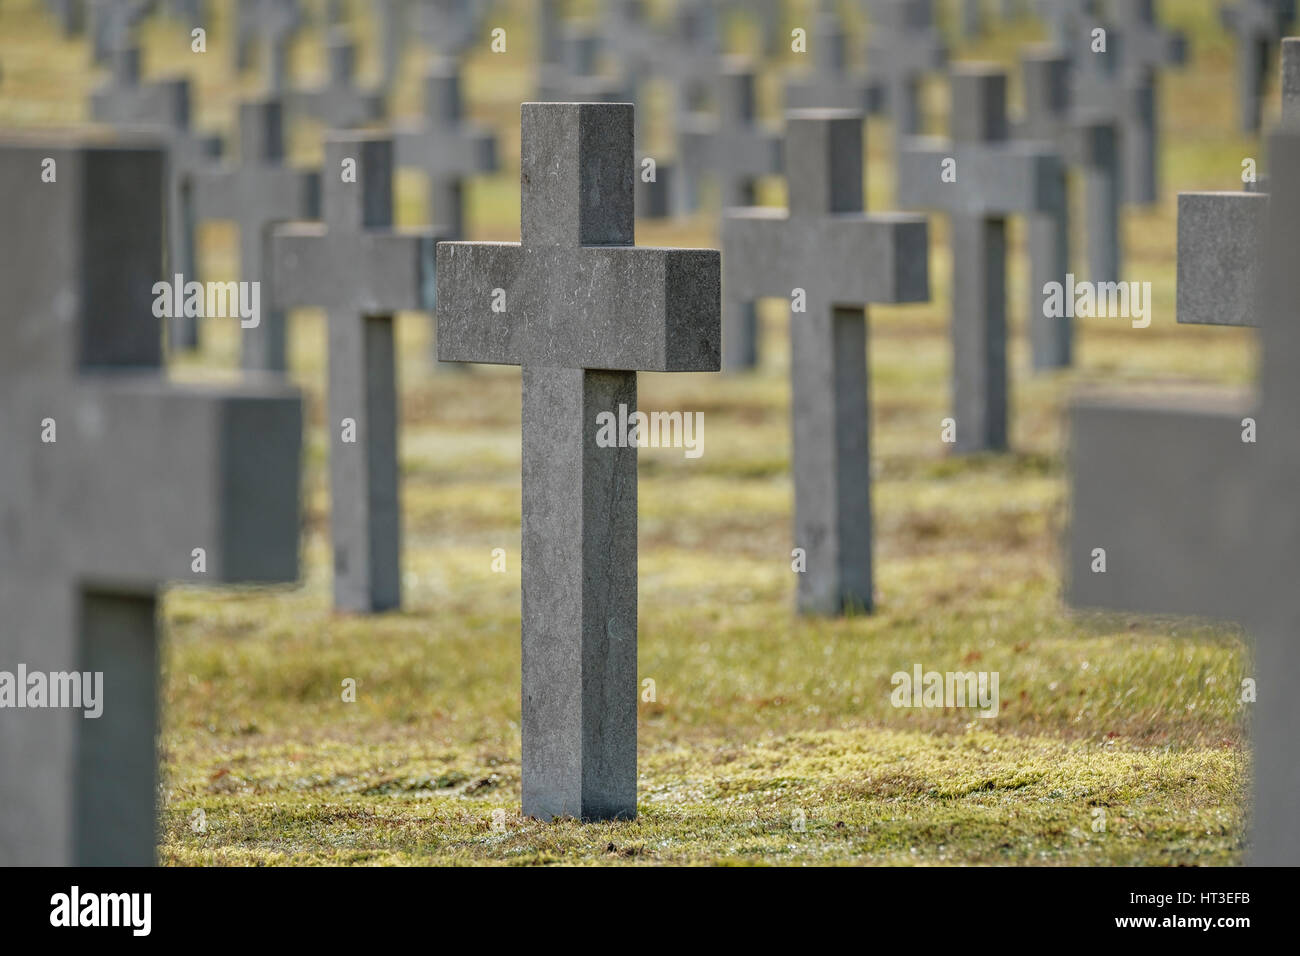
[0,0,1267,864]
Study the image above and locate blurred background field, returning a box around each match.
[0,0,1267,864]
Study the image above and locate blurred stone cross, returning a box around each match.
[784,0,874,112]
[394,58,498,239]
[1066,127,1300,866]
[269,133,442,613]
[0,134,304,865]
[897,66,1066,450]
[722,110,929,614]
[1074,0,1186,204]
[192,97,321,372]
[233,0,303,88]
[678,57,782,212]
[90,41,222,352]
[435,102,721,820]
[865,0,948,145]
[290,29,385,129]
[1220,0,1296,133]
[1017,46,1123,295]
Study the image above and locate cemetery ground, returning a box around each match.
[0,1,1261,864]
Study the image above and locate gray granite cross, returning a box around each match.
[897,65,1066,451]
[192,97,321,372]
[1174,40,1300,326]
[865,0,948,142]
[290,29,385,129]
[537,24,635,105]
[785,0,874,112]
[269,134,441,613]
[1067,128,1300,865]
[88,0,153,64]
[1220,0,1296,132]
[394,57,498,238]
[1017,46,1123,287]
[232,0,302,83]
[45,0,87,36]
[435,103,720,820]
[1037,0,1098,54]
[723,110,929,613]
[1074,0,1187,205]
[678,57,783,211]
[90,42,222,352]
[0,134,302,866]
[414,0,485,57]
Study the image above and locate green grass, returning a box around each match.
[0,0,1266,864]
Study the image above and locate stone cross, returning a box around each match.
[1075,0,1187,204]
[232,0,302,86]
[415,0,485,57]
[785,0,874,112]
[374,0,408,91]
[269,134,441,613]
[45,0,87,36]
[1037,0,1098,53]
[1067,128,1300,865]
[897,66,1066,450]
[723,111,929,613]
[1174,40,1300,325]
[0,134,303,866]
[192,97,321,372]
[1220,0,1296,132]
[290,29,385,129]
[537,25,635,105]
[88,0,153,64]
[678,57,782,211]
[435,102,720,820]
[394,58,498,238]
[662,0,723,121]
[90,42,222,351]
[1018,46,1123,287]
[601,0,659,87]
[865,0,948,141]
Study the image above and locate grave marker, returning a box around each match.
[90,42,222,351]
[678,57,782,210]
[784,0,874,112]
[0,134,302,865]
[394,58,498,238]
[865,0,948,141]
[1067,128,1300,865]
[897,66,1066,450]
[290,29,385,129]
[269,134,441,612]
[1018,46,1123,288]
[192,97,321,372]
[435,102,720,820]
[722,111,929,613]
[1221,1,1295,132]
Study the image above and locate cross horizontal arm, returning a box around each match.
[721,209,929,304]
[269,224,437,313]
[191,165,319,222]
[897,137,1064,215]
[47,378,302,587]
[436,241,721,371]
[393,123,497,177]
[1176,191,1266,327]
[1067,394,1254,622]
